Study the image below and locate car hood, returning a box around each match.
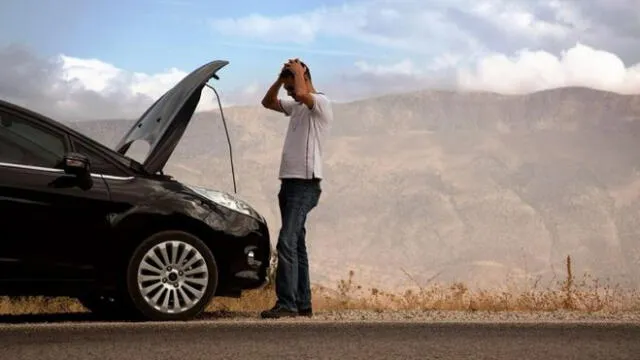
[114,60,229,174]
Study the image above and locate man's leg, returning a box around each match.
[296,225,310,311]
[274,180,299,312]
[261,180,314,318]
[296,181,321,315]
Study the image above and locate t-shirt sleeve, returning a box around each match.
[310,94,331,119]
[279,98,296,116]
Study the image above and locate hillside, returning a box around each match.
[65,86,640,291]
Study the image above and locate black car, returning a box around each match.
[0,60,271,321]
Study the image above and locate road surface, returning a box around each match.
[0,314,638,359]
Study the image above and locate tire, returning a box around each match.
[126,230,218,321]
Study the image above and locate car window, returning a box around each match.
[72,140,128,176]
[0,110,66,168]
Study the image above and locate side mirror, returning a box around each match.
[62,152,91,177]
[51,152,93,190]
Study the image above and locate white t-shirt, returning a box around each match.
[278,93,333,179]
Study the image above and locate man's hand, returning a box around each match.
[262,64,288,112]
[284,58,306,76]
[277,62,288,80]
[284,58,314,109]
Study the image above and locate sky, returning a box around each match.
[0,0,639,120]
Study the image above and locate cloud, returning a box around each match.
[464,0,573,40]
[215,41,389,60]
[354,59,421,77]
[3,0,640,120]
[0,44,254,121]
[331,43,640,102]
[3,40,639,124]
[210,1,484,56]
[209,0,640,64]
[325,58,455,102]
[211,13,322,44]
[456,43,640,94]
[269,0,640,99]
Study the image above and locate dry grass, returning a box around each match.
[210,255,640,314]
[1,255,639,315]
[0,296,86,315]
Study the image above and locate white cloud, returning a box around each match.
[205,0,639,103]
[211,13,322,44]
[208,0,640,66]
[4,0,640,121]
[332,42,640,104]
[58,55,223,114]
[428,53,464,71]
[355,59,420,76]
[210,1,483,55]
[242,82,259,96]
[5,40,640,124]
[59,56,125,93]
[0,45,256,121]
[456,43,640,94]
[468,0,573,39]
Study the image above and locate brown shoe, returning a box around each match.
[260,305,298,319]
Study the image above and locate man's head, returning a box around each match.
[279,60,312,101]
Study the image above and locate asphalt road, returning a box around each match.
[0,316,638,359]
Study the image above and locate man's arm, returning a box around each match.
[261,78,285,113]
[291,63,315,110]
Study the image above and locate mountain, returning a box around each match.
[65,86,640,291]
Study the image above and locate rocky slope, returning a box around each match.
[66,86,640,291]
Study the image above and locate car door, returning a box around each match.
[0,108,112,282]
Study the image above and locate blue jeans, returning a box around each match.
[275,178,321,311]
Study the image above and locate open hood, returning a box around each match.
[115,60,229,174]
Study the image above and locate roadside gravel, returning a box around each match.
[204,309,640,323]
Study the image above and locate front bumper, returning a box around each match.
[219,221,271,294]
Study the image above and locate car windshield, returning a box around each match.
[67,126,147,173]
[98,140,147,172]
[111,149,144,169]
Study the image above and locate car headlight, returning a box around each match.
[185,184,262,221]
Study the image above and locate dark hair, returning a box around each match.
[280,61,311,80]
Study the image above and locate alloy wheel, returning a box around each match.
[136,240,210,315]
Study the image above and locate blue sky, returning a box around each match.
[1,0,639,120]
[0,0,378,88]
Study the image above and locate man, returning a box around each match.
[259,58,333,318]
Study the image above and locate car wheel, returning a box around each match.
[126,230,218,321]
